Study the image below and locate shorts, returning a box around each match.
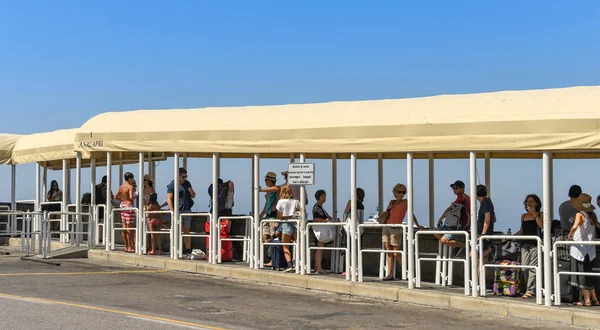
[120,203,135,226]
[382,226,403,247]
[440,225,459,240]
[181,209,192,228]
[481,238,491,251]
[281,222,296,236]
[149,219,161,226]
[262,222,277,237]
[218,209,233,217]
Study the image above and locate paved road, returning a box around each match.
[0,254,582,329]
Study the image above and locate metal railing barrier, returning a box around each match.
[0,210,42,254]
[94,204,106,246]
[178,212,212,259]
[552,240,600,306]
[306,221,350,279]
[144,210,173,256]
[111,208,139,252]
[415,230,471,295]
[479,235,543,305]
[358,223,407,282]
[260,218,301,273]
[217,215,253,265]
[48,211,92,248]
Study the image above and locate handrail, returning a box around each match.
[478,235,542,305]
[111,208,139,252]
[178,212,211,260]
[260,218,300,273]
[94,204,106,246]
[144,210,173,256]
[357,223,407,282]
[306,221,349,279]
[552,240,600,306]
[217,216,253,265]
[415,230,470,295]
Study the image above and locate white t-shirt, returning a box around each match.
[276,198,300,217]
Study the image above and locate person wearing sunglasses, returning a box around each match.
[167,167,196,255]
[382,184,424,281]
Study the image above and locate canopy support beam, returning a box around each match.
[252,153,260,270]
[428,153,435,228]
[350,153,358,281]
[542,151,553,306]
[407,153,415,289]
[469,152,478,297]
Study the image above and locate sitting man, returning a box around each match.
[436,180,470,249]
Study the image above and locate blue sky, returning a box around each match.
[1,1,599,231]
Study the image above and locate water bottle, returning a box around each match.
[507,228,512,236]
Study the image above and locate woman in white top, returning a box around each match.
[568,193,599,307]
[276,184,300,272]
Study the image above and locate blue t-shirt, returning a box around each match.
[167,180,187,212]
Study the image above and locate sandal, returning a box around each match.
[522,293,533,299]
[382,276,395,281]
[584,300,592,307]
[573,302,583,306]
[592,299,600,306]
[147,251,155,255]
[157,250,163,255]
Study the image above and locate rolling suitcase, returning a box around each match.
[493,260,521,296]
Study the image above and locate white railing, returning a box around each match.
[552,240,600,306]
[111,208,138,252]
[357,223,407,282]
[0,206,10,234]
[260,218,300,273]
[0,210,42,254]
[47,211,92,248]
[144,210,173,256]
[94,204,106,246]
[178,212,211,260]
[479,235,543,305]
[306,222,350,279]
[415,230,470,295]
[217,216,253,265]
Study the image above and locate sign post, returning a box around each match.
[287,163,315,186]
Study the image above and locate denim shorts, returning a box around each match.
[281,222,296,236]
[440,225,459,240]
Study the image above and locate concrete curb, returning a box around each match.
[84,250,600,328]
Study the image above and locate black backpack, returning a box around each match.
[95,183,108,205]
[208,182,232,213]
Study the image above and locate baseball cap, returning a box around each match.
[450,180,465,189]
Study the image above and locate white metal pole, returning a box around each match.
[542,151,553,306]
[350,153,358,281]
[211,153,220,264]
[485,152,491,199]
[253,153,260,270]
[10,165,16,234]
[90,156,97,246]
[75,152,82,246]
[172,154,179,259]
[332,154,338,220]
[428,153,435,228]
[407,153,415,289]
[118,152,124,185]
[183,153,188,170]
[377,153,384,216]
[42,163,47,203]
[35,163,41,212]
[138,152,144,255]
[469,152,478,297]
[61,160,68,243]
[300,153,307,275]
[331,153,338,273]
[106,153,112,251]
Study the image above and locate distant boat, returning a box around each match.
[366,213,378,223]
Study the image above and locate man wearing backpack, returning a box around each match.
[208,179,234,216]
[436,180,471,249]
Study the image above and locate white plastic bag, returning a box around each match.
[313,225,335,243]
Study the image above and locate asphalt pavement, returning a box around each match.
[0,251,584,330]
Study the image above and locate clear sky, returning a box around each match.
[1,1,599,232]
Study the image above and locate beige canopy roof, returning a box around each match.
[0,134,21,165]
[75,86,600,159]
[12,129,166,169]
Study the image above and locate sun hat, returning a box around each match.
[575,193,596,212]
[265,172,277,181]
[143,174,152,181]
